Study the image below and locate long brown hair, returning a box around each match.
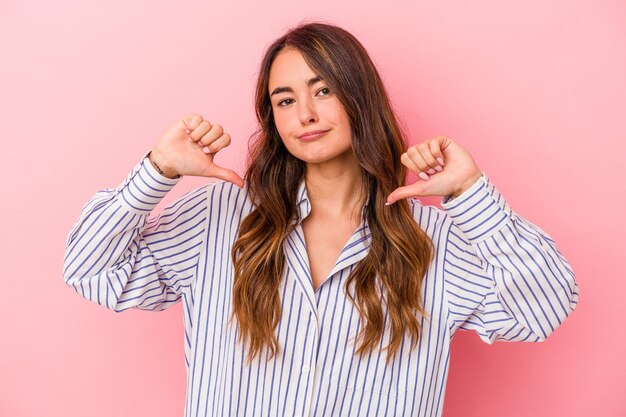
[231,22,434,365]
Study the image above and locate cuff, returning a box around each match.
[117,150,182,213]
[441,172,514,244]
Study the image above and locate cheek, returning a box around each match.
[272,111,291,139]
[327,101,350,129]
[334,107,352,141]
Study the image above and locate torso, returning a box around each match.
[301,211,361,291]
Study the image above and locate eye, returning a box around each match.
[317,87,331,96]
[277,98,295,107]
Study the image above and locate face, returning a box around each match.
[268,47,353,165]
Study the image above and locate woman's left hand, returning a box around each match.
[386,136,483,205]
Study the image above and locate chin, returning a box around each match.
[292,153,333,165]
[291,148,355,166]
[281,134,354,165]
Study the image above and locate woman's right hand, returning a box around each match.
[148,113,244,188]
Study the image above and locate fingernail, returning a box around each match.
[203,146,210,153]
[385,201,391,206]
[185,129,191,134]
[435,165,442,172]
[427,168,436,175]
[437,157,445,166]
[418,172,430,181]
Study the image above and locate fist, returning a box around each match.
[386,136,482,205]
[150,113,243,187]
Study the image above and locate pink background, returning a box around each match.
[1,0,624,416]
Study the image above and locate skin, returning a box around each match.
[149,116,244,186]
[148,47,483,289]
[268,47,366,215]
[387,136,483,203]
[268,47,367,289]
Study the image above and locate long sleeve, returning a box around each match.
[440,173,579,343]
[63,153,208,312]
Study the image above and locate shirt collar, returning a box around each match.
[295,179,311,224]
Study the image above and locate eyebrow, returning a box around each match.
[270,76,323,97]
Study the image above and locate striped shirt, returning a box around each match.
[63,153,579,417]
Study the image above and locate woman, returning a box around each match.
[63,22,578,417]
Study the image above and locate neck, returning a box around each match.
[304,151,367,218]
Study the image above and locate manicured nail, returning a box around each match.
[418,172,430,181]
[185,129,191,134]
[437,157,445,166]
[435,165,443,172]
[203,146,211,153]
[427,168,436,175]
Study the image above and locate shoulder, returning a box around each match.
[406,198,449,236]
[201,180,255,215]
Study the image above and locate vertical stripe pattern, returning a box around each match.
[63,155,579,417]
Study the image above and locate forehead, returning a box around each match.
[268,48,318,90]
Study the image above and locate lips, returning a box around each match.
[298,129,330,141]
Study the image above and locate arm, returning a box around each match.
[63,153,208,312]
[440,173,579,343]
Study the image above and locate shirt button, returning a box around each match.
[302,365,310,373]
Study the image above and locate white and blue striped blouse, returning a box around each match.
[63,153,579,417]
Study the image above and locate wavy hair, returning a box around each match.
[231,22,434,365]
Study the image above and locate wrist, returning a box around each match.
[148,150,181,179]
[452,171,482,198]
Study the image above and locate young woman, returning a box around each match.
[63,22,579,417]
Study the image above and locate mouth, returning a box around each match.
[298,129,330,141]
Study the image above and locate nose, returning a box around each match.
[298,96,318,125]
